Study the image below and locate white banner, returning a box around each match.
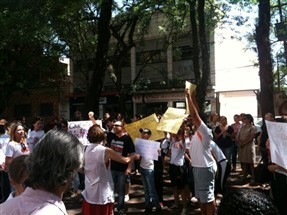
[68,120,94,145]
[266,121,287,169]
[134,138,160,160]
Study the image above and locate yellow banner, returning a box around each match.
[124,114,165,142]
[185,81,197,114]
[156,107,187,134]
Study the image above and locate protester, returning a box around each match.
[168,129,189,215]
[207,112,219,133]
[217,188,279,215]
[265,118,287,215]
[214,116,234,180]
[0,123,11,202]
[27,116,45,152]
[185,89,217,215]
[106,120,135,215]
[0,129,84,214]
[4,123,30,172]
[138,128,162,214]
[257,113,274,166]
[230,114,241,172]
[236,114,256,183]
[81,124,139,215]
[6,155,29,200]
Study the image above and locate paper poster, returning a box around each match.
[266,121,287,169]
[185,81,197,114]
[134,138,160,160]
[68,120,93,145]
[124,114,165,142]
[156,107,187,134]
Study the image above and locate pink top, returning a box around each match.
[0,187,67,215]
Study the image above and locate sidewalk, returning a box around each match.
[65,163,270,215]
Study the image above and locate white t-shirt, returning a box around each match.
[5,141,30,159]
[27,130,45,152]
[170,140,186,166]
[0,133,10,154]
[140,157,154,170]
[189,122,216,168]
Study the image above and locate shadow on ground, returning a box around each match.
[65,163,270,215]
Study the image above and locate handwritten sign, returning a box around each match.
[156,107,187,134]
[68,120,93,145]
[266,121,287,169]
[135,138,160,160]
[124,114,165,142]
[185,81,197,114]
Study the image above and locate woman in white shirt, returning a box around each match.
[27,117,45,152]
[81,124,139,215]
[4,123,30,172]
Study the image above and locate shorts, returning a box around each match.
[169,164,188,189]
[193,166,216,203]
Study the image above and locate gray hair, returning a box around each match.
[28,129,83,190]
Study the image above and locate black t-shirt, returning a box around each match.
[107,132,135,172]
[260,124,268,148]
[214,126,234,148]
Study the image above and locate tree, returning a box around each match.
[255,0,275,116]
[0,0,65,116]
[187,0,220,113]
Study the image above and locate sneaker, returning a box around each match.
[124,194,129,202]
[181,208,187,215]
[159,202,164,208]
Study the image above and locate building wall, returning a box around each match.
[3,90,60,126]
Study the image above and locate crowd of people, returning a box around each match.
[0,90,286,215]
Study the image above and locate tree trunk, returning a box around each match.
[255,0,274,116]
[197,0,210,113]
[189,0,200,82]
[85,0,113,115]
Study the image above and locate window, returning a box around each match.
[14,104,32,117]
[40,103,54,116]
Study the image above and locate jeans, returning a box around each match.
[111,170,126,210]
[221,146,233,163]
[259,146,269,166]
[140,167,160,208]
[221,146,233,178]
[231,140,238,167]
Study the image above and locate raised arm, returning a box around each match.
[185,89,201,128]
[88,111,97,125]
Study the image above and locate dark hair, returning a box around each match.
[61,119,68,127]
[217,188,279,215]
[28,129,83,190]
[31,116,42,131]
[244,114,254,124]
[87,124,106,143]
[9,155,29,184]
[0,125,5,134]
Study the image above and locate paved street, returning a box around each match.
[65,163,270,215]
